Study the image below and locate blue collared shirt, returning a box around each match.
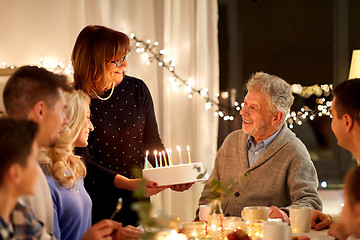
[247,127,282,167]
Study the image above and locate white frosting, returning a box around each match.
[142,162,205,186]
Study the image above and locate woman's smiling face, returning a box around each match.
[73,103,94,148]
[105,51,129,90]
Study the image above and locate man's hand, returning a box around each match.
[113,224,143,240]
[269,206,289,224]
[170,182,194,192]
[328,222,349,240]
[81,219,122,240]
[311,210,332,231]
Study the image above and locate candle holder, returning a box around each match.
[223,216,244,236]
[207,199,225,239]
[144,214,181,240]
[182,221,206,239]
[244,220,264,239]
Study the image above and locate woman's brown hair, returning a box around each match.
[71,25,130,97]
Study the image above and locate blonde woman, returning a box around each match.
[40,89,92,240]
[41,90,138,240]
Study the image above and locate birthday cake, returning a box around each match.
[142,162,205,186]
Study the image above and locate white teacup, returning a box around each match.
[241,206,270,221]
[289,206,312,233]
[263,222,289,240]
[199,205,211,222]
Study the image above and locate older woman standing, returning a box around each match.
[72,25,191,227]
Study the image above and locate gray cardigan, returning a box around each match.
[199,124,322,216]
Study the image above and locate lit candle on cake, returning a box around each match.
[162,150,168,166]
[176,145,182,164]
[154,150,159,168]
[144,150,149,169]
[167,148,173,166]
[159,151,163,167]
[186,145,191,163]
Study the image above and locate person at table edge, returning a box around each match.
[312,78,360,240]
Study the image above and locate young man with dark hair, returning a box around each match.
[312,78,360,240]
[3,65,70,235]
[0,119,44,238]
[3,65,71,147]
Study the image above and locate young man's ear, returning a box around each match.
[7,164,22,185]
[343,113,354,132]
[32,101,46,121]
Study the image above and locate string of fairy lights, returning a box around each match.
[129,33,333,128]
[1,34,333,128]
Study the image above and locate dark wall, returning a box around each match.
[219,0,360,90]
[349,0,360,51]
[218,0,360,187]
[240,0,333,85]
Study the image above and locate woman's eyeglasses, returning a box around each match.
[109,49,131,67]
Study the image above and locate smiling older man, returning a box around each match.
[198,72,322,222]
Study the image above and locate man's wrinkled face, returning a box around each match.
[240,90,276,143]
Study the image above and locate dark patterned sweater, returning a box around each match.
[76,75,164,226]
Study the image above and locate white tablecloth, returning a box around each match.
[292,229,334,240]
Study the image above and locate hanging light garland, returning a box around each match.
[285,83,333,129]
[129,33,235,121]
[1,60,73,76]
[286,98,332,129]
[129,33,333,126]
[0,34,333,126]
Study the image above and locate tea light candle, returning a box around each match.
[144,150,149,169]
[183,221,206,238]
[176,145,182,164]
[159,151,163,167]
[186,145,191,163]
[245,220,263,238]
[154,150,159,168]
[167,148,173,166]
[162,151,168,166]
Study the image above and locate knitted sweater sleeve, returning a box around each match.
[140,81,165,166]
[283,138,323,211]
